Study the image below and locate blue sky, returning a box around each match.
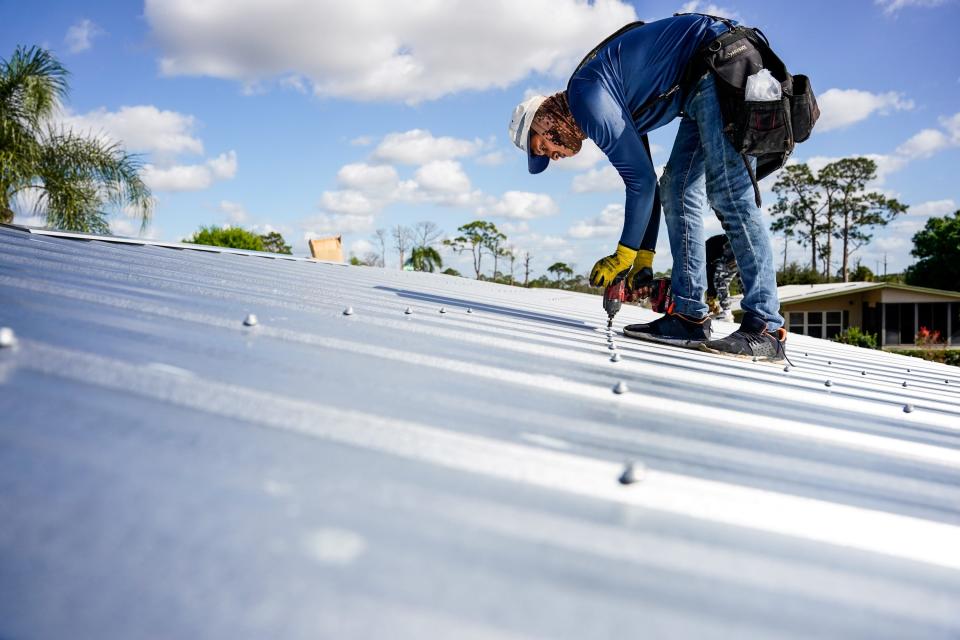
[4,0,959,279]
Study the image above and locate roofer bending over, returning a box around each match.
[509,13,818,362]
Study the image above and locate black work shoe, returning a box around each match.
[623,312,712,348]
[701,314,788,362]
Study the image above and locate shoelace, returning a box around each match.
[737,329,795,366]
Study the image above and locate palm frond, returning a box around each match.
[35,127,153,233]
[0,46,69,128]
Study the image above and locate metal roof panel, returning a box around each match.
[1,225,959,638]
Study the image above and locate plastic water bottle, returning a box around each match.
[745,68,781,101]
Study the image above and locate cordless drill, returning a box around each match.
[602,273,673,328]
[602,278,626,329]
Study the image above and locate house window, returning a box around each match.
[787,310,844,338]
[917,302,949,344]
[885,303,901,345]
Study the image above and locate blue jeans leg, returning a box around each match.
[661,116,709,319]
[685,74,784,331]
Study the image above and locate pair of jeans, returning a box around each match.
[660,72,784,331]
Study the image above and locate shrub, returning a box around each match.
[833,327,879,349]
[890,349,960,368]
[185,226,265,251]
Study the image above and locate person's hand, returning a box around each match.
[626,267,654,301]
[589,244,637,287]
[625,249,655,299]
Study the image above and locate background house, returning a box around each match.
[770,282,960,348]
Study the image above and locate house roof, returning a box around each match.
[778,281,960,305]
[2,223,960,638]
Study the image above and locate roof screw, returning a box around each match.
[618,461,644,485]
[827,360,832,365]
[404,307,413,315]
[613,380,628,394]
[0,327,16,348]
[783,365,790,372]
[608,343,617,350]
[902,381,908,388]
[903,404,914,414]
[610,352,622,362]
[907,368,911,373]
[343,306,354,316]
[861,371,866,376]
[439,307,446,314]
[824,380,833,387]
[945,380,950,384]
[752,356,758,362]
[804,352,809,357]
[467,308,473,314]
[243,314,258,327]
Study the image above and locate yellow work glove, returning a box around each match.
[589,243,637,288]
[627,249,655,294]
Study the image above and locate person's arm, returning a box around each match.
[570,83,658,250]
[638,135,661,253]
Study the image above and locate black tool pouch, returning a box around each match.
[788,74,819,143]
[693,24,819,206]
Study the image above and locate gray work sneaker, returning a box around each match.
[701,314,788,362]
[623,312,712,348]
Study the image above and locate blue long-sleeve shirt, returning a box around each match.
[567,15,730,249]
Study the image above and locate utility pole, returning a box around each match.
[883,253,888,277]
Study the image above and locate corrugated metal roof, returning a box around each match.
[777,281,880,300]
[778,281,960,303]
[1,223,959,639]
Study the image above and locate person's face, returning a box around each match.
[529,132,577,161]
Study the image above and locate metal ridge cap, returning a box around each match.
[5,224,333,264]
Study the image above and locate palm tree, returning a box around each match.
[1,46,152,231]
[409,245,443,272]
[547,262,573,286]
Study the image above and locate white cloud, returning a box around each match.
[206,151,237,178]
[349,238,375,256]
[336,163,400,193]
[800,109,960,184]
[145,0,637,103]
[279,75,307,93]
[59,105,204,159]
[875,0,950,15]
[350,135,375,146]
[303,214,374,237]
[815,89,914,132]
[475,151,506,166]
[514,233,571,257]
[477,191,558,220]
[414,160,471,193]
[676,1,742,21]
[372,129,481,165]
[65,19,104,53]
[802,153,908,186]
[218,200,249,224]
[568,203,623,239]
[501,221,530,234]
[908,199,956,217]
[939,112,960,143]
[57,104,236,195]
[320,190,379,216]
[571,165,623,193]
[142,151,237,192]
[896,128,950,159]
